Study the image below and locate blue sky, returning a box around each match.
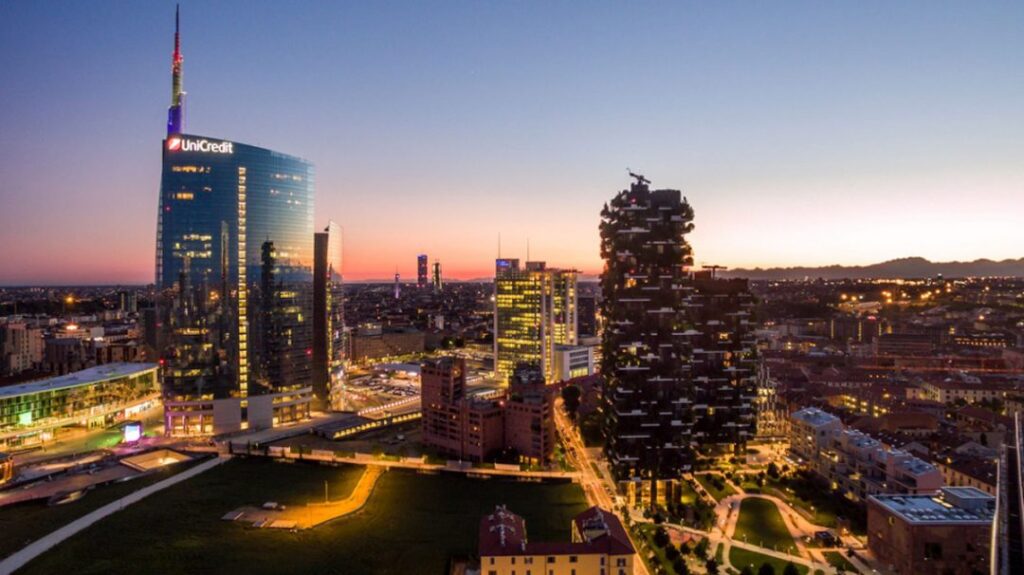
[1,1,1022,283]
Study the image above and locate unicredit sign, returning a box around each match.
[167,136,234,154]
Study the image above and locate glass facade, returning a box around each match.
[157,134,314,401]
[0,364,159,449]
[493,259,578,385]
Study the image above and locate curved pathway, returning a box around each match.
[0,455,229,575]
[227,464,386,529]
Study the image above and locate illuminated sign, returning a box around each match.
[123,421,143,443]
[167,136,234,154]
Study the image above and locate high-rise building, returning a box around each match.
[118,290,138,314]
[394,272,401,299]
[313,221,344,408]
[599,174,756,500]
[417,254,429,288]
[432,260,443,294]
[156,9,312,434]
[993,412,1024,575]
[493,259,578,385]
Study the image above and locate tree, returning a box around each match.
[740,567,755,575]
[767,462,780,478]
[783,562,800,575]
[673,556,689,575]
[561,384,582,420]
[653,526,670,548]
[665,544,680,561]
[694,538,709,559]
[758,563,777,575]
[705,558,719,575]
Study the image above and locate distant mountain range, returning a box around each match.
[717,257,1024,280]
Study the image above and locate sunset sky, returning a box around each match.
[2,1,1022,285]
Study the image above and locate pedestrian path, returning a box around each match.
[0,455,228,575]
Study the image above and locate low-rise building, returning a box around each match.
[0,363,159,450]
[163,385,312,437]
[479,505,635,575]
[421,358,555,463]
[551,344,595,382]
[867,487,994,575]
[790,407,943,501]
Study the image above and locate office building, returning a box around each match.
[348,325,425,364]
[577,293,599,338]
[313,221,344,408]
[417,254,429,288]
[479,505,635,575]
[868,487,994,575]
[432,260,443,293]
[0,363,159,450]
[599,174,756,499]
[552,344,595,381]
[118,290,138,314]
[493,258,578,385]
[155,9,312,434]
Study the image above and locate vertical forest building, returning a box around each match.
[599,174,756,501]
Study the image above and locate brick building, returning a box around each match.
[868,487,994,575]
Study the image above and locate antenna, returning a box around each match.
[498,232,501,259]
[526,238,530,262]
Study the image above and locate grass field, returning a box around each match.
[729,547,808,575]
[733,498,796,553]
[678,480,699,505]
[21,458,589,575]
[695,473,737,501]
[0,459,199,560]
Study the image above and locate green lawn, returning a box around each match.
[0,459,200,560]
[729,547,808,575]
[823,551,857,573]
[733,498,797,553]
[21,458,589,575]
[695,473,737,501]
[678,480,699,505]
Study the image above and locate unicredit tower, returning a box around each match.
[156,6,314,435]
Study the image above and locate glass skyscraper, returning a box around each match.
[154,11,314,435]
[157,134,314,400]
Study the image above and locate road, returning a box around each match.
[553,400,651,575]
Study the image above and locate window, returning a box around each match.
[924,542,942,560]
[617,558,626,567]
[570,556,578,563]
[547,557,555,564]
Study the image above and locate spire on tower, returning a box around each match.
[167,4,186,136]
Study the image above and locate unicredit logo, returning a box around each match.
[167,136,234,154]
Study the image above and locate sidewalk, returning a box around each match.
[0,454,228,575]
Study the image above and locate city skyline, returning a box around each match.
[2,1,1024,285]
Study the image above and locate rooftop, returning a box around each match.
[791,406,841,428]
[870,487,995,525]
[0,363,158,400]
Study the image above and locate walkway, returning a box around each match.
[0,454,229,575]
[225,465,385,529]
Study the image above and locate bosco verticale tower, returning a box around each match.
[600,174,756,504]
